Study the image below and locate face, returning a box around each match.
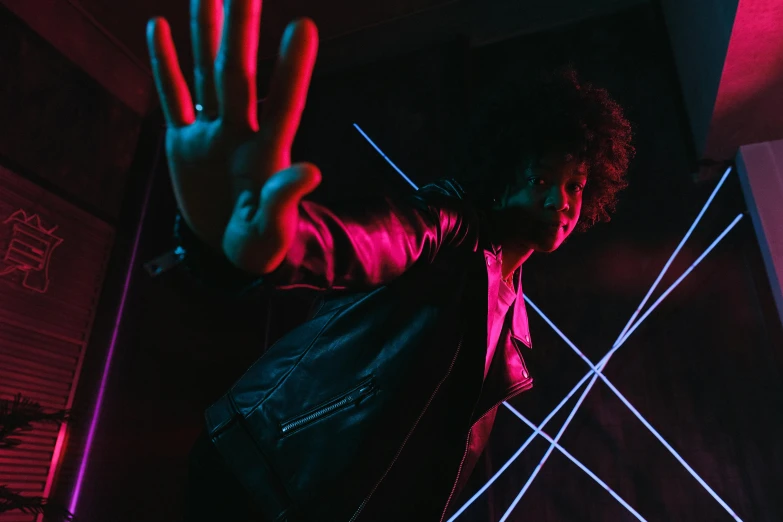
[492,153,587,253]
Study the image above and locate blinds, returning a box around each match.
[0,165,113,521]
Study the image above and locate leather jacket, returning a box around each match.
[172,179,535,521]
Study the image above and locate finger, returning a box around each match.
[215,0,262,129]
[190,0,223,116]
[260,19,319,157]
[146,18,195,126]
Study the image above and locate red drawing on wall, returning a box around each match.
[0,209,64,293]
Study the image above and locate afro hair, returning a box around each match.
[456,65,635,232]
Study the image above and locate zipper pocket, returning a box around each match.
[280,377,376,436]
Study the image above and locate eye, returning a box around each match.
[569,183,585,193]
[528,177,546,187]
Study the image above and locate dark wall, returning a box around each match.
[291,36,469,203]
[59,2,782,522]
[658,0,739,156]
[0,5,143,223]
[0,5,149,522]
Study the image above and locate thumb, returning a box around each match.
[224,163,321,274]
[260,162,322,214]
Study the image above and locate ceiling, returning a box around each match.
[73,0,783,161]
[3,0,648,115]
[74,0,647,73]
[14,0,780,162]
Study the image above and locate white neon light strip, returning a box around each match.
[603,213,744,369]
[521,244,745,520]
[353,124,743,521]
[498,358,600,521]
[351,125,633,520]
[452,215,744,520]
[353,123,420,190]
[446,369,594,521]
[501,402,647,521]
[615,166,733,343]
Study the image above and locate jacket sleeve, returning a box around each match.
[165,179,480,295]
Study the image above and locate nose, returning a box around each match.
[544,186,569,212]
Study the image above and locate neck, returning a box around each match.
[487,207,534,281]
[500,244,533,281]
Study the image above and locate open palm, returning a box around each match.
[147,0,321,275]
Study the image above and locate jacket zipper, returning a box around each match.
[280,378,376,436]
[440,430,472,522]
[440,377,534,521]
[349,335,465,522]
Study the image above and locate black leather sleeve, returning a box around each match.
[170,212,265,298]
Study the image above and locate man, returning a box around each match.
[146,1,634,521]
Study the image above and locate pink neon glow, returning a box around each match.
[706,0,783,159]
[68,138,162,514]
[0,209,63,293]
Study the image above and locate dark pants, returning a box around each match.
[183,430,262,522]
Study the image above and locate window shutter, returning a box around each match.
[0,165,114,521]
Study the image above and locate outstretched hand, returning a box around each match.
[147,0,321,275]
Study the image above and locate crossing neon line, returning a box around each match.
[353,124,744,521]
[453,215,744,520]
[446,369,594,521]
[615,167,733,343]
[353,123,419,190]
[501,214,745,521]
[523,243,745,520]
[502,402,647,521]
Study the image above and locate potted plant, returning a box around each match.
[0,393,74,521]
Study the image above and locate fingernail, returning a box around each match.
[280,21,297,54]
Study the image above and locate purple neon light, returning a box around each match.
[68,137,163,514]
[501,402,647,521]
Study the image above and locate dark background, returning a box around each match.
[2,1,782,521]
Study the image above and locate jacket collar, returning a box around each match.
[486,245,532,349]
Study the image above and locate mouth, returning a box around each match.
[539,221,567,232]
